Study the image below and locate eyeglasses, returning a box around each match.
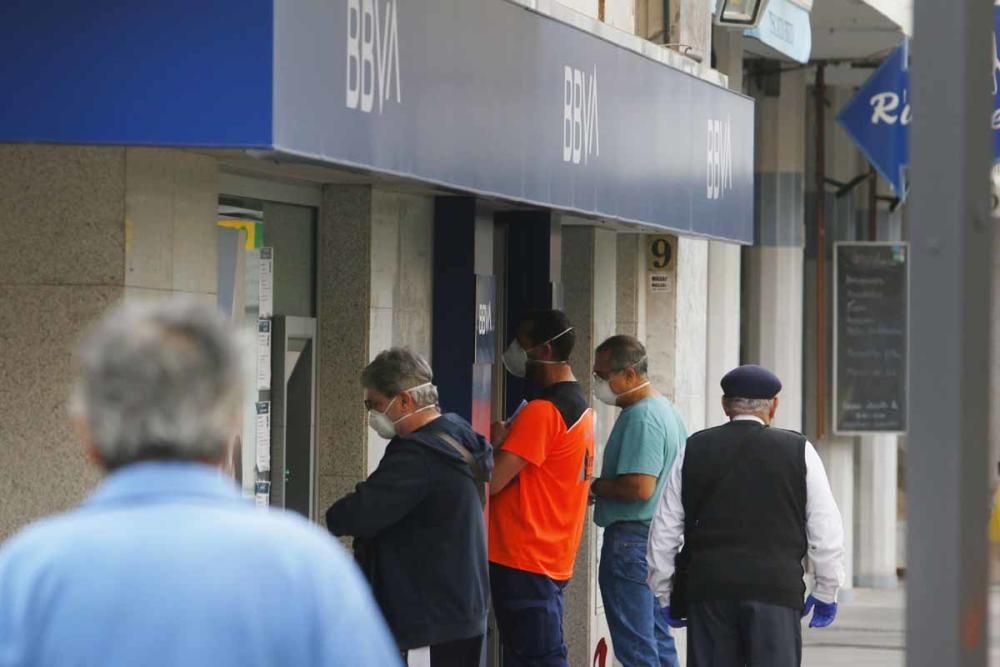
[593,355,647,382]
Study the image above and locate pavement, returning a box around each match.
[802,587,904,667]
[670,585,1000,666]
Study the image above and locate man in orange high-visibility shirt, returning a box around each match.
[489,309,595,667]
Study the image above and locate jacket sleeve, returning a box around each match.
[646,447,686,608]
[804,441,846,603]
[325,443,431,540]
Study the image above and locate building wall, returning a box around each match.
[0,145,219,539]
[124,149,218,304]
[553,0,637,32]
[604,0,637,33]
[558,0,599,18]
[705,241,741,427]
[643,235,679,400]
[367,191,435,473]
[615,234,647,341]
[673,237,710,435]
[315,186,435,522]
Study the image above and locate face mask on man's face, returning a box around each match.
[367,382,434,439]
[501,327,574,378]
[593,377,618,406]
[592,356,650,406]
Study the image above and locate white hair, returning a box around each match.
[723,397,774,416]
[71,298,243,470]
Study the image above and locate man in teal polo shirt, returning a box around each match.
[590,335,686,667]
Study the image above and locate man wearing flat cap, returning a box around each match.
[646,365,845,667]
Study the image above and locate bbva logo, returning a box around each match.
[345,0,401,114]
[477,302,494,336]
[563,65,600,165]
[706,117,734,200]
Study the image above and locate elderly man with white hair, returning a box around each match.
[0,298,401,667]
[646,364,846,667]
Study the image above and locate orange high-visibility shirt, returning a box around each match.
[489,382,595,580]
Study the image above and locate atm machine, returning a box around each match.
[269,316,318,517]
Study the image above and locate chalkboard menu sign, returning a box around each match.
[833,243,909,434]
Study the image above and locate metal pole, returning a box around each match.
[815,64,827,440]
[907,0,993,665]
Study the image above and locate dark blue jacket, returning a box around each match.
[326,413,493,650]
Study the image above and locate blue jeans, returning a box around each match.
[598,522,679,667]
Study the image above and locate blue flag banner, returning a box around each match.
[836,44,910,196]
[837,7,1000,198]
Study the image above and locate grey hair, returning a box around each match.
[361,348,439,408]
[595,335,649,375]
[722,397,774,416]
[71,298,243,470]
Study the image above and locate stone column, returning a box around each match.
[643,234,679,403]
[854,174,900,589]
[855,435,899,587]
[673,237,710,436]
[0,145,219,539]
[616,233,646,341]
[705,241,741,428]
[561,223,617,667]
[316,186,434,520]
[744,69,807,432]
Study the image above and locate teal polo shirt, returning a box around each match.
[594,395,687,528]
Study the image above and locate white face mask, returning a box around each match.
[593,378,618,406]
[502,340,530,378]
[593,357,650,406]
[368,382,434,439]
[502,327,574,378]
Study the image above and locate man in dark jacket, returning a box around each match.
[326,348,493,666]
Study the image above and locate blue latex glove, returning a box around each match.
[803,594,838,628]
[661,606,686,629]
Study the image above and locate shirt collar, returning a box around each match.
[85,460,244,509]
[732,415,766,425]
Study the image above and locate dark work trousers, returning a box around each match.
[687,599,801,667]
[490,562,569,667]
[402,635,485,667]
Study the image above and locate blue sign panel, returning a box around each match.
[836,44,910,197]
[745,0,813,64]
[0,0,755,242]
[272,0,756,243]
[838,7,1000,197]
[0,0,274,148]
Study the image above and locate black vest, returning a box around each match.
[681,420,808,610]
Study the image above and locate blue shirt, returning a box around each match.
[0,462,402,667]
[594,395,687,528]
